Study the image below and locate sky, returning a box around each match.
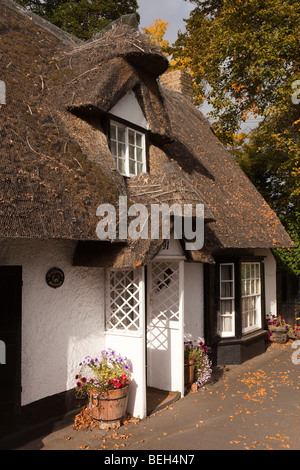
[137,0,194,44]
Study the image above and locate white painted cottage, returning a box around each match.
[0,0,292,442]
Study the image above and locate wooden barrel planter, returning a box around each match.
[184,359,195,387]
[269,327,288,344]
[89,386,129,429]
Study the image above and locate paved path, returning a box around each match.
[17,341,300,451]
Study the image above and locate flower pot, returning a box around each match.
[288,330,300,340]
[89,385,129,429]
[184,359,195,386]
[269,326,288,344]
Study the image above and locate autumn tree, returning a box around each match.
[142,18,170,54]
[172,0,300,274]
[16,0,139,40]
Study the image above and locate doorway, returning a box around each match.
[0,266,22,427]
[146,260,184,397]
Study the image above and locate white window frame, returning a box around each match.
[218,263,235,338]
[110,120,146,177]
[241,262,262,334]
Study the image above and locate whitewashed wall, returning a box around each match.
[183,262,204,343]
[254,248,277,318]
[0,239,106,406]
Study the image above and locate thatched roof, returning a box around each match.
[0,0,292,266]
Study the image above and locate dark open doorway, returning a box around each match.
[0,266,22,432]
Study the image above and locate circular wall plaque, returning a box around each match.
[46,267,64,288]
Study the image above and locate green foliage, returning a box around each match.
[173,0,300,130]
[16,0,139,39]
[274,213,300,275]
[173,0,300,274]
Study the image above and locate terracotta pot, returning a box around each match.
[269,326,288,344]
[184,359,195,386]
[89,385,129,427]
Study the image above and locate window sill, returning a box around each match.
[218,328,267,346]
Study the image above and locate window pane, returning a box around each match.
[110,124,116,140]
[136,133,142,147]
[118,158,125,174]
[129,144,135,159]
[221,281,233,298]
[255,264,260,278]
[118,127,126,143]
[111,141,117,156]
[246,264,251,278]
[221,316,232,333]
[136,147,143,162]
[220,299,233,316]
[128,130,135,145]
[221,264,233,281]
[129,159,136,175]
[118,142,125,158]
[137,162,143,175]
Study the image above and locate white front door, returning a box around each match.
[147,260,184,395]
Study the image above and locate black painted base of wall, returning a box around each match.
[216,330,268,365]
[0,389,85,450]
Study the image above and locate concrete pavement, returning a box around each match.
[16,341,300,451]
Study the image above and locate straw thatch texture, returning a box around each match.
[0,0,292,266]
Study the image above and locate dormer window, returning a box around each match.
[110,120,146,177]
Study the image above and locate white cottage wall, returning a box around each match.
[254,248,277,319]
[183,262,204,343]
[0,239,105,406]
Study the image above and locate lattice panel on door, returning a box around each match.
[150,261,180,322]
[106,269,141,332]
